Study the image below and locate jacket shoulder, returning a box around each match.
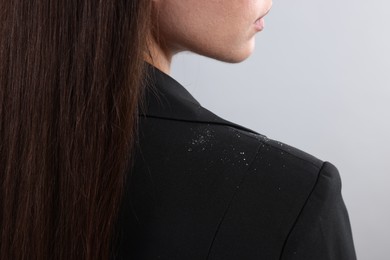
[207,126,356,259]
[280,161,357,259]
[229,126,324,170]
[207,127,330,259]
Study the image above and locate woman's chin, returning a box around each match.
[220,44,255,63]
[204,44,255,64]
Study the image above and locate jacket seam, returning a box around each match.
[278,161,326,260]
[206,142,265,260]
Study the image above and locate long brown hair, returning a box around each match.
[0,0,151,259]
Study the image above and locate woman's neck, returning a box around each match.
[144,35,173,75]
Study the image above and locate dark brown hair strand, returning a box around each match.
[0,0,151,259]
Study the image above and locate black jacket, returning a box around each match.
[114,64,357,260]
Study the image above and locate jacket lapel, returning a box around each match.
[139,63,261,135]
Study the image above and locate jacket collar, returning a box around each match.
[139,62,261,135]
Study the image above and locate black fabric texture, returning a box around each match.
[113,63,357,260]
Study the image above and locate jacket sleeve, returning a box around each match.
[280,161,357,260]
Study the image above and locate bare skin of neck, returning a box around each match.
[144,34,173,75]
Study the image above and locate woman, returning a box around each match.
[0,0,356,259]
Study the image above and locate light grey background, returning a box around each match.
[171,0,390,259]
